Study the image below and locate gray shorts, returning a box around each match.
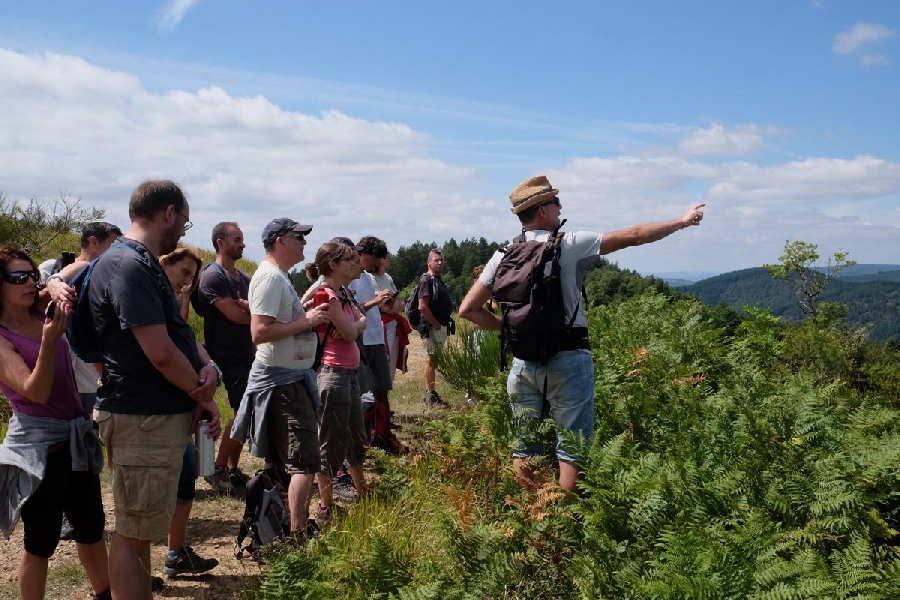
[317,365,366,475]
[264,381,321,475]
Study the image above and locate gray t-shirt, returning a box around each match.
[479,229,604,328]
[249,260,317,370]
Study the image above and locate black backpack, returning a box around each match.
[404,273,437,335]
[66,241,138,363]
[190,262,238,317]
[234,469,293,561]
[492,221,586,369]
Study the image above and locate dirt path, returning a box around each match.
[0,339,449,599]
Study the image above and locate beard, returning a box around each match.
[226,246,243,261]
[159,224,182,256]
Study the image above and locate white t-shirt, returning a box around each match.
[249,260,318,369]
[479,229,604,328]
[349,272,384,346]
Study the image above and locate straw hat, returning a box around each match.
[508,175,559,214]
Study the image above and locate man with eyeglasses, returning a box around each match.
[231,218,331,539]
[459,175,705,494]
[85,180,222,599]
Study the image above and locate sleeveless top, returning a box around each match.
[0,315,86,421]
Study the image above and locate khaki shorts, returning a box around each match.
[424,326,448,355]
[96,411,192,541]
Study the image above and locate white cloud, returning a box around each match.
[833,22,896,66]
[1,48,898,273]
[676,123,778,156]
[159,0,200,29]
[0,49,507,260]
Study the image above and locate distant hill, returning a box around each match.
[681,266,900,341]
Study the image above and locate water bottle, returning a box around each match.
[195,420,215,477]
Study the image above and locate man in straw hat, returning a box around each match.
[459,175,704,493]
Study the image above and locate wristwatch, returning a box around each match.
[206,361,223,386]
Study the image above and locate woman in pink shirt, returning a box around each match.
[307,241,368,524]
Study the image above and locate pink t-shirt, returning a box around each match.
[314,286,361,369]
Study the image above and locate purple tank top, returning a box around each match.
[0,316,86,421]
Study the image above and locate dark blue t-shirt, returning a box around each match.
[91,237,200,415]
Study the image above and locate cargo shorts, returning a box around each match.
[96,411,192,541]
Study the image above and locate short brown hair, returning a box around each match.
[128,180,186,222]
[211,222,239,252]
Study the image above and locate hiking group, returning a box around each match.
[0,175,703,599]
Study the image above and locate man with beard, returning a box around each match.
[194,222,256,494]
[88,180,222,599]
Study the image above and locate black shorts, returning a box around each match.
[21,445,105,558]
[361,344,392,392]
[220,360,252,412]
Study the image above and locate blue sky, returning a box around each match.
[1,0,898,274]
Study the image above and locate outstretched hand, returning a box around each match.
[680,203,706,228]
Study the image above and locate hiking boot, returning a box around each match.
[423,390,449,409]
[163,545,219,577]
[380,434,409,456]
[204,465,234,495]
[227,466,252,488]
[316,503,333,528]
[332,474,358,502]
[60,514,75,541]
[151,576,165,592]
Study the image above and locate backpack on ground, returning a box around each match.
[405,273,437,335]
[66,242,138,363]
[491,221,587,370]
[235,468,292,561]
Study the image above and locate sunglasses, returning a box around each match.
[283,233,305,242]
[4,270,40,285]
[542,197,561,208]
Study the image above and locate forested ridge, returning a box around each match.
[680,267,900,341]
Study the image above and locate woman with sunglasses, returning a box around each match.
[0,245,110,600]
[306,241,368,524]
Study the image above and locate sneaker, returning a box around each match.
[163,545,219,577]
[423,390,449,409]
[204,465,234,495]
[227,466,251,488]
[316,503,333,528]
[59,514,75,541]
[151,576,165,592]
[332,474,358,502]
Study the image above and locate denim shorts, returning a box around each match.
[507,349,594,464]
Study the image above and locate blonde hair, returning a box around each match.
[159,245,203,297]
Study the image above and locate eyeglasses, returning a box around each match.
[174,207,193,231]
[283,233,305,242]
[4,270,40,285]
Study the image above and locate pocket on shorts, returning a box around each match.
[138,414,170,432]
[111,446,172,513]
